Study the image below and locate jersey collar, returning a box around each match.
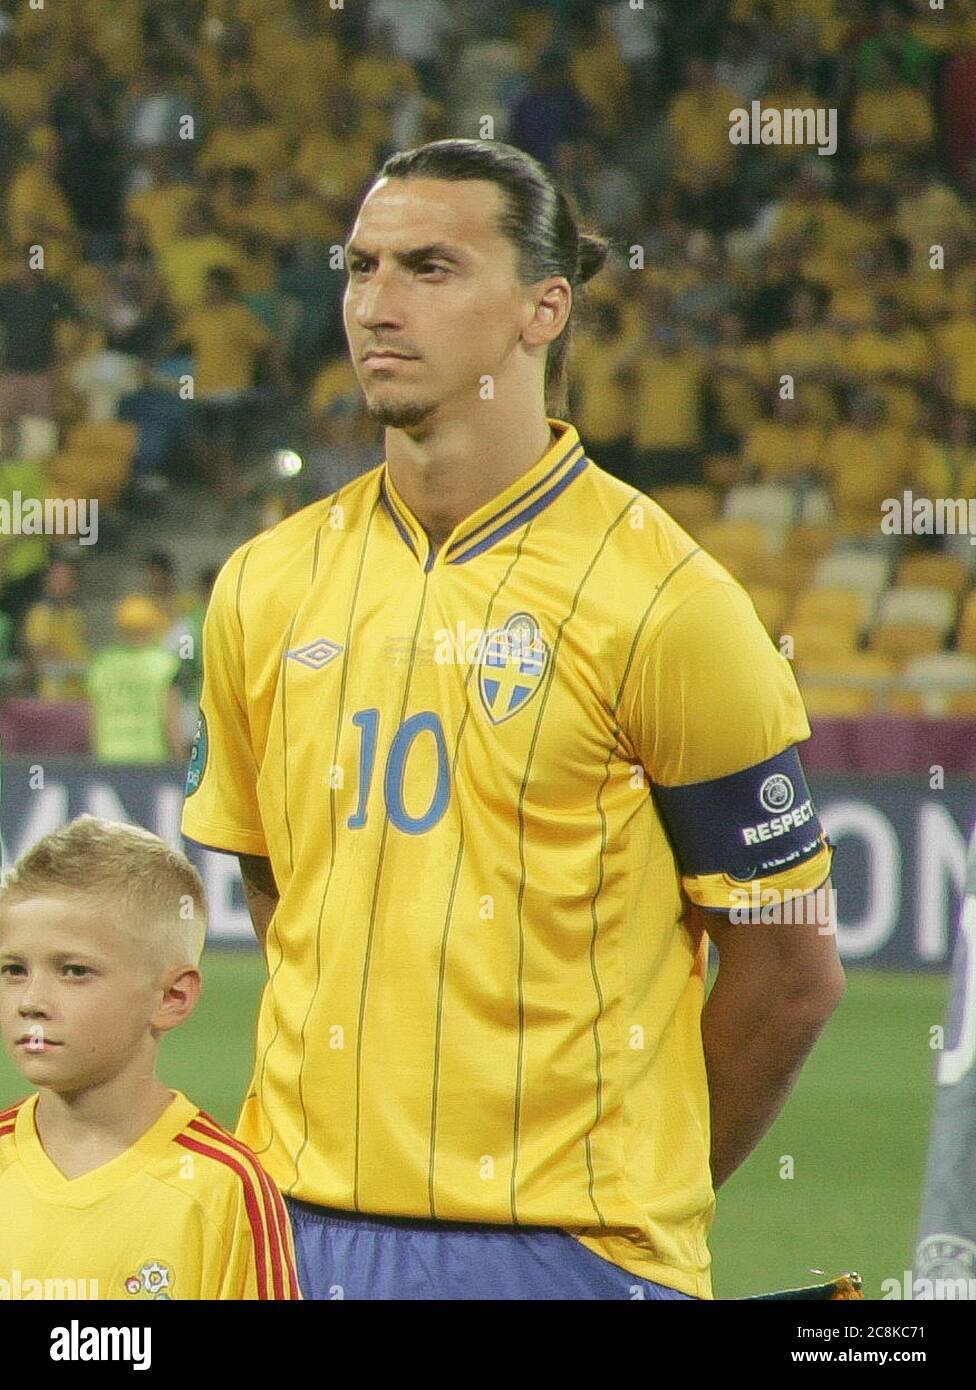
[379,418,588,572]
[15,1090,198,1207]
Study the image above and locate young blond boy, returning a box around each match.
[0,814,300,1300]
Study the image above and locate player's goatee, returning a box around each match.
[366,397,438,428]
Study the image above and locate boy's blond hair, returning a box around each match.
[0,815,207,971]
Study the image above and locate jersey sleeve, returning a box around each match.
[180,546,269,856]
[217,1162,302,1301]
[619,577,833,911]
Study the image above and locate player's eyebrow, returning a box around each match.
[345,241,466,269]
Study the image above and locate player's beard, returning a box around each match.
[365,394,439,429]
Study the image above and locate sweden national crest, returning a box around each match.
[478,612,549,725]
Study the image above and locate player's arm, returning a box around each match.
[238,853,278,952]
[215,1154,302,1301]
[697,883,844,1189]
[165,681,186,761]
[621,572,843,1189]
[181,546,272,878]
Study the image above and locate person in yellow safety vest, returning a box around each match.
[86,596,187,765]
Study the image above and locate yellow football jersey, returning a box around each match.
[181,418,832,1299]
[0,1092,300,1300]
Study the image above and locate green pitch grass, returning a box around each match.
[0,956,947,1300]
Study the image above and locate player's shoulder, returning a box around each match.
[577,456,740,609]
[166,1104,280,1211]
[0,1096,31,1170]
[212,466,384,603]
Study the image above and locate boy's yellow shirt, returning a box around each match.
[0,1091,300,1300]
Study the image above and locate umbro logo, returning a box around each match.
[286,638,344,670]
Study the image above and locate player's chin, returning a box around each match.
[365,390,440,430]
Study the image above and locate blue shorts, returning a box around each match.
[283,1199,698,1301]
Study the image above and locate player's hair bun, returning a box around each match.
[575,232,610,285]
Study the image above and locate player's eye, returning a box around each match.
[62,964,92,979]
[348,256,372,275]
[0,962,26,977]
[418,262,448,277]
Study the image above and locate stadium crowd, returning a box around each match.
[1,0,976,759]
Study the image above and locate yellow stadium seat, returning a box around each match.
[800,682,879,717]
[649,485,719,533]
[785,523,837,561]
[945,690,976,716]
[896,553,971,596]
[796,650,897,716]
[870,585,957,664]
[748,552,814,593]
[783,619,861,665]
[696,519,770,583]
[870,622,947,663]
[49,421,137,508]
[747,584,790,638]
[791,586,873,631]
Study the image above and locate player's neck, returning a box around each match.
[34,1072,174,1179]
[384,407,557,552]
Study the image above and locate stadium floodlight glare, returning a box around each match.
[273,449,304,479]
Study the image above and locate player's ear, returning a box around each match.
[522,276,572,350]
[151,966,202,1034]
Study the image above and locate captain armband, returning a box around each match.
[650,745,833,913]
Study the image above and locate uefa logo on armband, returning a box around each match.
[759,773,794,814]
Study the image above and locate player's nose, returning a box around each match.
[351,271,406,332]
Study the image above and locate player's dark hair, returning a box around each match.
[375,139,610,416]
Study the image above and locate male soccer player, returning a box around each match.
[0,815,299,1300]
[181,139,844,1300]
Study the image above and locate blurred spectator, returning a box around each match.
[706,309,769,448]
[277,238,347,386]
[508,50,592,171]
[842,294,932,429]
[86,595,185,764]
[821,391,912,535]
[851,49,934,184]
[49,50,123,254]
[6,126,80,278]
[163,562,218,745]
[116,360,195,503]
[767,286,842,425]
[715,20,771,102]
[667,57,739,197]
[601,0,664,105]
[560,137,641,236]
[301,396,382,504]
[118,53,202,169]
[158,199,243,313]
[0,422,50,625]
[139,549,196,633]
[123,150,199,261]
[569,300,633,482]
[0,32,49,134]
[743,393,825,484]
[936,282,976,413]
[855,0,936,87]
[627,322,705,487]
[0,255,80,422]
[366,0,455,98]
[197,87,289,190]
[171,265,286,512]
[21,556,89,701]
[894,162,972,275]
